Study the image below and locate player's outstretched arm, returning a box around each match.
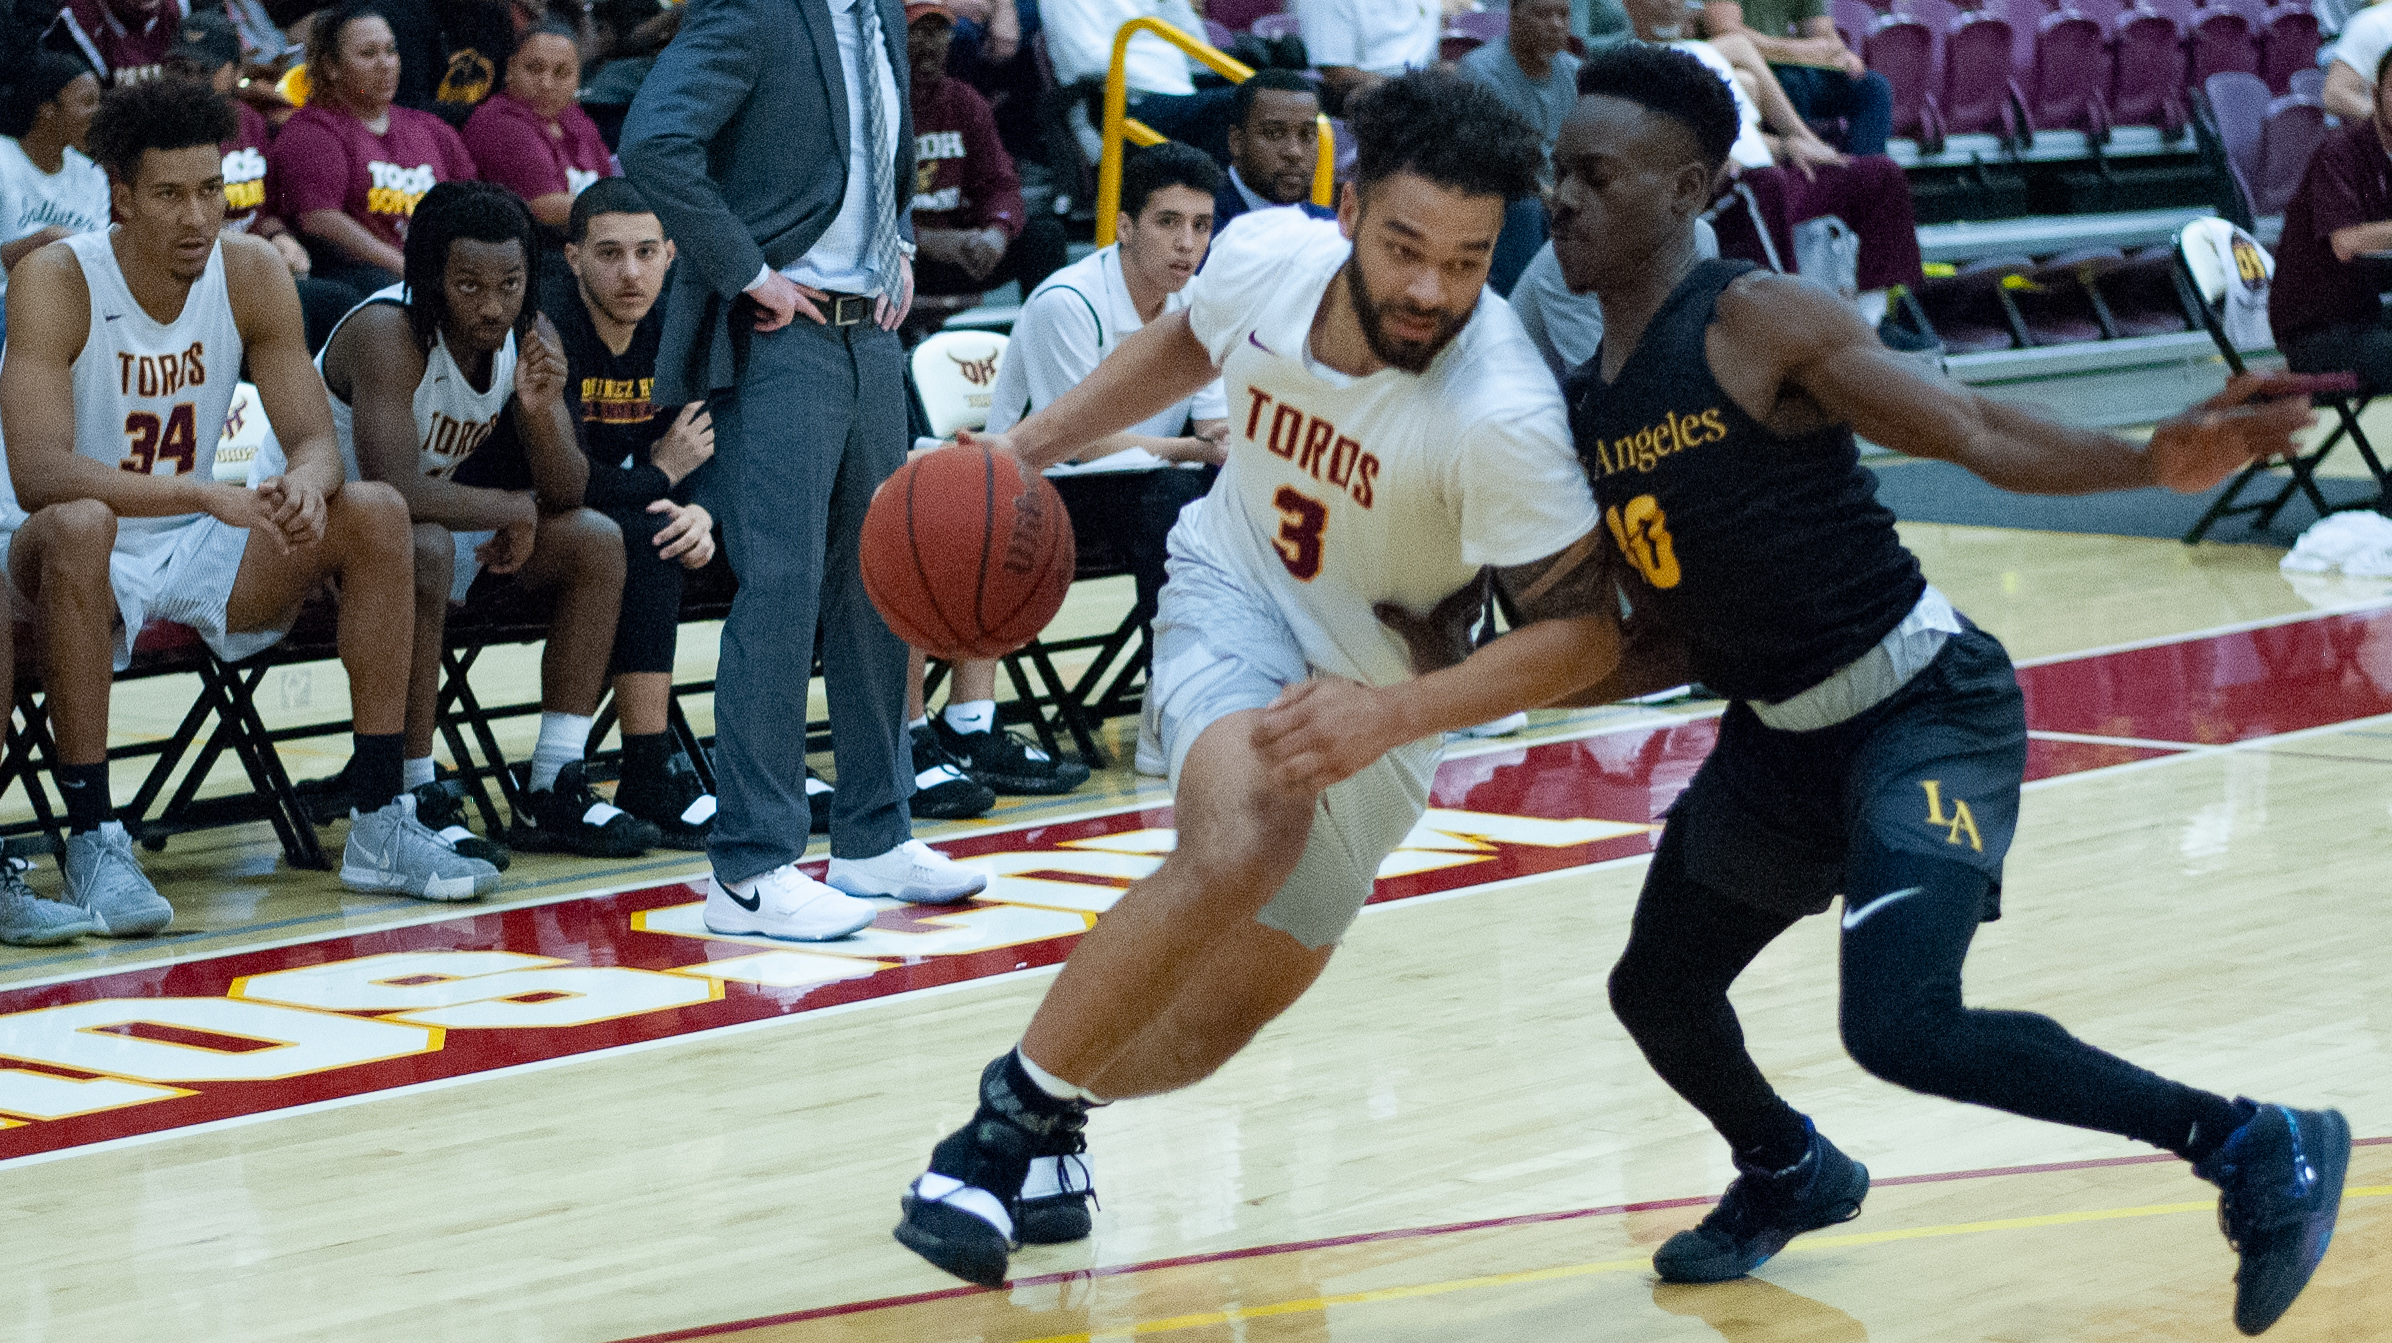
[1717,273,2315,496]
[228,236,341,548]
[510,314,590,513]
[1254,535,1625,792]
[331,305,538,535]
[0,246,271,531]
[962,310,1221,471]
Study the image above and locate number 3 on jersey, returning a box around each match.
[1605,494,1681,589]
[121,404,200,476]
[1271,485,1328,581]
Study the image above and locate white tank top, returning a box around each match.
[63,231,244,537]
[316,284,518,482]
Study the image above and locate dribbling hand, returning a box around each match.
[2147,373,2319,493]
[1253,677,1398,792]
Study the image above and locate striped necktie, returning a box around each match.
[851,0,908,296]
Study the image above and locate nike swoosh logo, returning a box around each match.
[104,314,122,321]
[1247,331,1273,355]
[1842,886,1924,931]
[728,889,761,912]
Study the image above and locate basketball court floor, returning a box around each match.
[1,510,2387,1342]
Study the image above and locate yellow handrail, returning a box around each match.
[1094,18,1335,246]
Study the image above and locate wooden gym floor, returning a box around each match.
[0,504,2386,1342]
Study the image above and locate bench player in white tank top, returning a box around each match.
[895,72,1631,1286]
[306,180,655,861]
[0,81,500,936]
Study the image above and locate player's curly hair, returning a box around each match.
[84,76,239,183]
[402,180,538,352]
[1346,67,1542,204]
[1575,44,1740,177]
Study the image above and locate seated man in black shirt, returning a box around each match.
[543,177,723,847]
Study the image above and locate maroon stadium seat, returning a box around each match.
[1867,15,1946,148]
[1940,12,2028,141]
[2111,6,2190,132]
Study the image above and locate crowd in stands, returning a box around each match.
[1,0,2371,938]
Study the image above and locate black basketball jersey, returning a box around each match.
[1565,259,1925,704]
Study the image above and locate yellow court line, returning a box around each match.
[1016,1187,2392,1343]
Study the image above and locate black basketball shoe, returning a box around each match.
[896,1053,1093,1287]
[408,778,513,872]
[2194,1100,2350,1335]
[934,719,1090,795]
[911,723,996,820]
[614,752,716,851]
[511,762,663,858]
[1653,1121,1869,1283]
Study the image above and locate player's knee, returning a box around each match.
[557,508,626,585]
[329,481,410,558]
[1839,988,1964,1092]
[33,498,117,565]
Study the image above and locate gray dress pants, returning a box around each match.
[700,314,913,882]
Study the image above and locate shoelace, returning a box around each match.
[0,856,39,899]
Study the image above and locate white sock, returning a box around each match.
[1016,1047,1106,1106]
[1857,288,1891,328]
[944,700,997,736]
[529,712,594,792]
[403,756,437,790]
[908,715,931,732]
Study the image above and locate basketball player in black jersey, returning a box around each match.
[1525,46,2346,1335]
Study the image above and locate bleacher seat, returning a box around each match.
[1207,0,1283,33]
[2020,7,2115,141]
[2186,3,2262,84]
[2010,247,2126,342]
[2203,71,2327,222]
[1204,17,1236,49]
[1914,256,2037,350]
[2288,65,2324,99]
[1835,0,1877,51]
[2098,244,2201,334]
[2072,0,2133,29]
[1867,15,1946,149]
[1941,12,2028,142]
[1248,12,1301,41]
[2110,6,2191,133]
[2256,3,2322,92]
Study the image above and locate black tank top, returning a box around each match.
[1566,260,1925,704]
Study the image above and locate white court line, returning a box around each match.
[2026,730,2205,750]
[2011,597,2392,668]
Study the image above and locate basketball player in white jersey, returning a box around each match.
[894,71,1628,1286]
[0,78,499,929]
[301,181,652,861]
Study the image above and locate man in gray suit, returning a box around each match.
[622,0,986,939]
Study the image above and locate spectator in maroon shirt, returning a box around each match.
[907,0,1065,301]
[2272,46,2392,391]
[269,1,479,294]
[463,20,617,232]
[48,0,184,84]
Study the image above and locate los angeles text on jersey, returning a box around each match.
[1243,387,1380,507]
[1586,406,1726,478]
[118,343,208,399]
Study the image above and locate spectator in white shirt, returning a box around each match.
[1295,0,1440,113]
[0,50,107,348]
[1043,0,1237,162]
[2323,2,2392,123]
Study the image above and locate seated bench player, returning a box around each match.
[0,78,497,936]
[276,180,657,860]
[543,177,723,848]
[916,142,1230,793]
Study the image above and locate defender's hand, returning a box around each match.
[2147,374,2318,493]
[1374,571,1492,676]
[1253,677,1401,792]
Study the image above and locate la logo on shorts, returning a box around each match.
[1920,780,1983,852]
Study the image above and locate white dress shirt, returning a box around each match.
[749,0,905,296]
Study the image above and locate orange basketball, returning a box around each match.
[861,445,1076,661]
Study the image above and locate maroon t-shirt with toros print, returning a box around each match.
[462,91,616,204]
[268,102,479,253]
[221,101,273,232]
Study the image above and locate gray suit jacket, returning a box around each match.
[620,0,916,401]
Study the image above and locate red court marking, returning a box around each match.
[607,1136,2392,1340]
[0,608,2384,1164]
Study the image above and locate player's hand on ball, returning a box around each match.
[1375,572,1491,675]
[515,317,570,406]
[649,499,716,568]
[2148,374,2317,493]
[1255,677,1395,792]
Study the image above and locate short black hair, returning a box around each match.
[501,17,582,90]
[1232,68,1316,132]
[1347,67,1542,204]
[403,180,538,350]
[1120,140,1222,219]
[1575,43,1740,176]
[86,76,238,183]
[568,175,656,242]
[0,48,92,139]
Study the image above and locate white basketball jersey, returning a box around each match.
[1177,210,1600,689]
[63,230,244,537]
[317,284,518,482]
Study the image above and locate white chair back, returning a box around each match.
[216,381,279,484]
[2177,217,2275,356]
[911,329,1010,438]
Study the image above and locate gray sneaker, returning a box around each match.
[343,794,502,901]
[0,857,98,945]
[62,822,175,937]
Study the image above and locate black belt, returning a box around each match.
[819,290,876,327]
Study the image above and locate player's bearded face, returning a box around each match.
[1343,247,1473,374]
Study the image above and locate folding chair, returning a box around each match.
[2176,217,2391,542]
